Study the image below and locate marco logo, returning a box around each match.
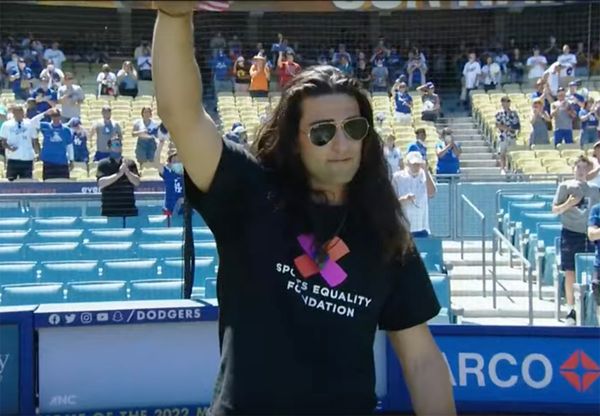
[49,395,77,406]
[0,354,9,382]
[294,234,350,287]
[560,350,600,392]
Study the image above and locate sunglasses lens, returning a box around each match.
[309,123,337,146]
[343,117,369,141]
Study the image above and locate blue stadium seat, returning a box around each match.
[1,282,64,306]
[0,244,24,262]
[0,205,26,217]
[129,279,183,300]
[81,241,135,260]
[0,217,30,230]
[0,261,38,285]
[160,257,215,288]
[191,211,206,227]
[101,258,159,281]
[429,273,452,323]
[40,261,100,282]
[85,228,136,242]
[80,216,124,229]
[414,238,446,273]
[66,281,128,302]
[205,277,217,299]
[139,227,184,242]
[123,215,148,229]
[0,230,30,244]
[192,227,214,241]
[25,242,80,262]
[527,222,561,271]
[137,205,165,217]
[195,241,218,258]
[507,201,549,221]
[33,229,84,243]
[499,194,536,215]
[137,242,183,259]
[146,215,170,227]
[575,253,595,285]
[536,194,556,202]
[35,206,83,218]
[32,217,80,230]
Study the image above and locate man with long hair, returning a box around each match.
[153,2,454,415]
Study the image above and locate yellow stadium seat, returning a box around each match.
[546,165,573,175]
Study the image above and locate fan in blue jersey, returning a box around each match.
[150,134,184,220]
[30,108,74,180]
[68,117,89,164]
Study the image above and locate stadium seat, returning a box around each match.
[85,228,137,242]
[35,206,83,218]
[414,238,446,273]
[499,194,536,215]
[80,216,125,229]
[40,260,100,282]
[32,217,80,230]
[123,215,149,228]
[195,241,218,258]
[0,206,26,217]
[33,229,84,243]
[101,258,159,281]
[0,230,30,244]
[137,242,184,259]
[1,282,64,306]
[192,227,214,241]
[0,261,38,285]
[428,273,452,323]
[575,253,595,285]
[139,227,184,242]
[129,279,183,300]
[205,277,217,299]
[0,244,24,262]
[25,242,81,262]
[66,281,128,302]
[81,241,135,260]
[160,257,215,288]
[0,217,30,230]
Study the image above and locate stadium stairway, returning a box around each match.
[442,240,566,326]
[435,116,501,177]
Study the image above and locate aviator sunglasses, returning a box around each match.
[303,116,370,147]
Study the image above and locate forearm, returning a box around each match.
[403,353,455,415]
[552,202,574,215]
[125,170,141,186]
[425,170,437,197]
[588,226,600,242]
[98,172,123,190]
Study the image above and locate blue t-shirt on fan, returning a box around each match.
[435,141,461,175]
[212,56,232,81]
[39,122,73,165]
[394,92,412,114]
[588,203,600,267]
[161,166,184,214]
[407,141,427,159]
[31,87,57,114]
[580,109,599,130]
[72,130,89,162]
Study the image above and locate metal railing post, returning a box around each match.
[492,233,497,308]
[482,216,486,298]
[528,267,534,326]
[460,195,464,260]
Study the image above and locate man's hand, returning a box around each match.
[400,193,416,203]
[566,194,582,208]
[119,161,129,174]
[155,0,196,16]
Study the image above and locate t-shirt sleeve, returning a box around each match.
[0,122,8,139]
[96,161,109,179]
[184,139,264,238]
[379,249,441,331]
[127,159,139,176]
[553,183,567,206]
[589,204,600,227]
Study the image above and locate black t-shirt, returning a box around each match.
[96,157,139,217]
[185,140,440,415]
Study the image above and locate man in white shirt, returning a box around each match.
[43,42,66,70]
[526,47,547,85]
[557,44,577,78]
[462,52,481,112]
[0,105,38,181]
[392,151,437,238]
[39,61,65,90]
[383,134,403,178]
[542,62,563,97]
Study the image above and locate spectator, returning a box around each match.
[333,43,352,65]
[575,42,589,78]
[406,48,427,89]
[134,40,150,60]
[435,127,461,176]
[277,50,301,90]
[28,50,43,78]
[336,54,353,77]
[551,87,576,146]
[544,36,560,64]
[209,32,227,57]
[211,49,233,94]
[132,106,159,167]
[25,98,37,119]
[530,78,554,114]
[97,137,140,218]
[529,98,551,148]
[383,134,403,177]
[96,64,117,97]
[355,57,371,91]
[5,52,19,75]
[557,44,577,84]
[30,108,73,180]
[233,56,250,92]
[542,62,562,97]
[567,80,585,130]
[0,105,37,181]
[57,72,84,123]
[526,47,548,86]
[580,99,599,148]
[151,137,184,219]
[43,42,66,70]
[270,33,287,64]
[494,48,510,83]
[407,128,427,160]
[228,35,242,58]
[392,80,412,124]
[587,142,600,188]
[9,57,33,101]
[495,96,520,174]
[136,44,152,80]
[392,151,437,237]
[249,55,270,98]
[462,52,481,111]
[417,82,440,123]
[31,75,57,116]
[508,48,525,85]
[552,155,599,325]
[89,106,123,161]
[68,117,89,165]
[370,59,388,92]
[481,55,501,92]
[223,122,248,146]
[39,61,64,89]
[117,61,139,98]
[387,47,404,83]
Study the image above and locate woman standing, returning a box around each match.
[579,99,599,148]
[233,56,250,93]
[249,55,270,97]
[529,98,551,147]
[117,60,139,98]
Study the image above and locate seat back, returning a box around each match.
[0,230,30,244]
[137,242,183,259]
[67,280,128,302]
[101,258,158,281]
[35,206,83,218]
[41,261,99,282]
[0,244,24,262]
[414,238,444,273]
[0,261,38,285]
[80,216,124,229]
[85,228,136,242]
[499,194,536,214]
[508,202,550,222]
[33,229,84,243]
[81,242,135,260]
[429,273,451,323]
[25,242,80,262]
[521,212,559,235]
[129,279,183,300]
[139,228,184,242]
[161,257,215,288]
[0,217,30,230]
[205,277,217,299]
[195,241,218,258]
[574,253,595,284]
[536,223,562,247]
[31,217,80,230]
[1,282,64,306]
[192,227,214,241]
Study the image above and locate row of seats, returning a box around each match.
[1,204,176,217]
[508,144,589,175]
[0,214,194,231]
[0,277,217,306]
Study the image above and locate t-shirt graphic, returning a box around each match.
[294,234,350,287]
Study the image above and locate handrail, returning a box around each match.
[459,195,486,297]
[492,227,534,325]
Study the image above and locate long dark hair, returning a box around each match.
[252,65,413,263]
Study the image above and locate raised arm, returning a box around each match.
[153,1,222,193]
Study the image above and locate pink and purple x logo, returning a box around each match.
[294,234,350,287]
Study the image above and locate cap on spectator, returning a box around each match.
[396,80,407,87]
[48,108,61,118]
[568,81,578,87]
[253,55,266,61]
[575,79,583,86]
[236,56,245,62]
[233,125,246,135]
[441,127,452,136]
[231,122,243,131]
[17,57,25,63]
[557,87,565,93]
[68,117,81,127]
[406,151,424,165]
[593,141,600,149]
[425,82,435,89]
[101,105,112,112]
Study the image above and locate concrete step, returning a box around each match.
[451,279,554,297]
[461,145,493,153]
[458,317,565,326]
[460,167,502,176]
[460,152,495,160]
[461,160,499,168]
[452,295,563,319]
[450,265,528,281]
[442,240,493,253]
[445,252,522,267]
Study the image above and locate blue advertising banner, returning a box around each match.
[0,306,36,416]
[0,180,164,195]
[386,325,600,415]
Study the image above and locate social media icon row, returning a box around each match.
[47,311,127,325]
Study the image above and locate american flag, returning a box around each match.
[196,0,230,12]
